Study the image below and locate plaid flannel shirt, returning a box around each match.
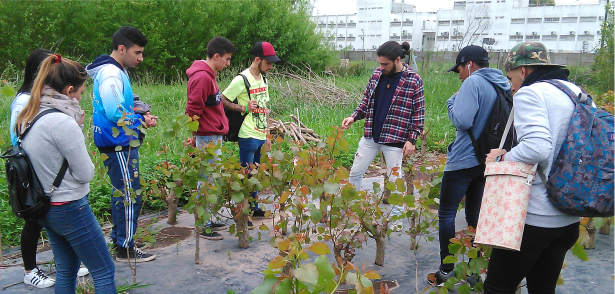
[351,65,425,144]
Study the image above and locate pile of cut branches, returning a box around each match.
[267,114,321,143]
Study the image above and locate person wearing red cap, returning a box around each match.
[222,41,281,222]
[185,36,236,240]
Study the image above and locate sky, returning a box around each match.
[312,0,601,14]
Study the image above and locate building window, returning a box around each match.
[526,35,540,40]
[439,20,451,26]
[509,35,524,41]
[404,21,414,26]
[560,35,575,41]
[578,35,594,41]
[527,18,542,23]
[562,17,578,23]
[437,36,450,41]
[452,20,465,25]
[542,35,557,41]
[454,1,467,9]
[544,17,559,23]
[511,18,525,24]
[580,16,597,22]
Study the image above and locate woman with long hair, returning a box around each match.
[15,53,116,293]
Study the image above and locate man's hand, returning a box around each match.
[143,112,158,128]
[185,137,196,148]
[403,141,416,157]
[486,148,507,163]
[262,136,272,153]
[341,117,355,130]
[78,110,85,126]
[247,100,258,112]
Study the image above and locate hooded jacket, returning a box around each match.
[85,55,143,152]
[445,68,511,171]
[185,60,228,136]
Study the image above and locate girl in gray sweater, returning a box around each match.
[15,54,116,294]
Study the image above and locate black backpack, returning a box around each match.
[223,73,266,142]
[1,109,68,220]
[468,81,515,164]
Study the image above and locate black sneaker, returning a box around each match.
[116,246,156,263]
[209,222,228,231]
[248,221,255,230]
[200,230,224,240]
[252,209,268,218]
[466,274,482,289]
[426,269,459,287]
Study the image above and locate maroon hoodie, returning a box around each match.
[185,60,229,136]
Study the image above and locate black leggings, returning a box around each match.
[483,222,580,294]
[21,219,43,271]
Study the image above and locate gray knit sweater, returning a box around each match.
[21,106,94,202]
[504,80,581,228]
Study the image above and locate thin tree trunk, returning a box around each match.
[599,219,611,235]
[235,198,250,249]
[374,234,386,266]
[280,203,287,236]
[194,211,201,264]
[167,181,181,225]
[585,220,596,249]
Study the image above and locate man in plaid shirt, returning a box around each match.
[341,41,425,231]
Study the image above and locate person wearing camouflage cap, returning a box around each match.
[483,41,581,293]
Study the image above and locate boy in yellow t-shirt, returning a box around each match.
[222,42,281,219]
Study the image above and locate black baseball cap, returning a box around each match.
[252,41,282,63]
[448,45,489,73]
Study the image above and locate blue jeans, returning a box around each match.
[438,165,485,272]
[238,137,266,210]
[196,135,223,227]
[103,148,142,248]
[39,196,116,294]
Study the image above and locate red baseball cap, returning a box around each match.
[252,41,281,63]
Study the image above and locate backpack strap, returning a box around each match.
[538,79,592,106]
[17,108,69,194]
[18,109,62,142]
[237,74,250,118]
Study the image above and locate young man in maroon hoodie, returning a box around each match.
[185,36,236,240]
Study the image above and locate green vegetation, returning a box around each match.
[591,2,614,94]
[0,0,332,81]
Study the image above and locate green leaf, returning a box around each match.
[448,243,462,255]
[443,255,457,264]
[313,255,336,280]
[309,204,322,224]
[130,140,141,148]
[231,192,244,203]
[0,85,16,97]
[457,283,472,294]
[115,146,123,152]
[274,278,292,294]
[251,274,277,294]
[438,285,449,293]
[112,127,120,138]
[571,241,589,261]
[323,182,340,194]
[166,182,177,189]
[231,181,242,191]
[197,206,205,217]
[294,264,319,290]
[308,242,331,255]
[187,120,199,132]
[388,193,403,206]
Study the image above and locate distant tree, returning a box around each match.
[592,2,614,93]
[451,5,492,50]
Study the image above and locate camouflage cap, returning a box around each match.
[504,41,565,72]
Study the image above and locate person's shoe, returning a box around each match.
[116,246,156,263]
[135,242,146,248]
[426,269,458,287]
[210,222,229,231]
[247,221,256,230]
[252,209,268,218]
[24,267,55,288]
[200,230,224,240]
[77,265,89,277]
[389,220,403,232]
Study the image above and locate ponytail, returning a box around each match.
[15,54,87,134]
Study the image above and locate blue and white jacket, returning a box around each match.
[86,55,142,152]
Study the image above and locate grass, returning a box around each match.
[1,62,605,249]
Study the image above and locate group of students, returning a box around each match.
[9,22,583,294]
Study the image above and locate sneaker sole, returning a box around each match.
[200,234,224,240]
[211,225,228,231]
[116,255,157,263]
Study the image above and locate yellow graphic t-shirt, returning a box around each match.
[222,69,270,140]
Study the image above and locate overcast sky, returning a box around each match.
[312,0,600,14]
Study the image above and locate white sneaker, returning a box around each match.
[389,220,404,232]
[77,266,90,277]
[24,267,55,288]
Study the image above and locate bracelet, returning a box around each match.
[245,106,249,114]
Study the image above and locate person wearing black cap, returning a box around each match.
[221,41,281,221]
[427,45,511,287]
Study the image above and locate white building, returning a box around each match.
[312,0,606,52]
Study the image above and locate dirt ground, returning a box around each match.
[1,175,614,294]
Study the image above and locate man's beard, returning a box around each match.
[382,63,398,77]
[258,61,268,74]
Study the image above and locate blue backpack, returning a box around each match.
[538,80,614,217]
